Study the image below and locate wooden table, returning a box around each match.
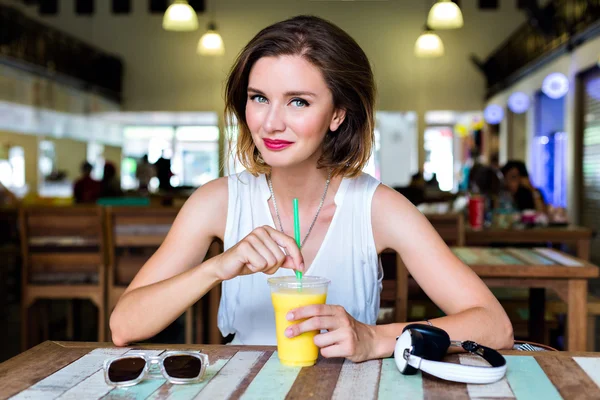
[2,342,600,399]
[391,247,599,352]
[465,226,594,260]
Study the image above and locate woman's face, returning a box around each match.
[504,167,520,194]
[245,55,345,169]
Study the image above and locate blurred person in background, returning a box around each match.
[501,160,546,213]
[73,161,100,204]
[154,150,173,191]
[136,154,156,192]
[100,162,123,198]
[0,180,19,206]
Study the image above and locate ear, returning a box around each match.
[329,108,346,132]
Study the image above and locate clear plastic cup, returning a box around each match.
[268,276,330,367]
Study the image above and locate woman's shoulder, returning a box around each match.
[345,172,380,190]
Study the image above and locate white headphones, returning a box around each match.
[394,324,507,384]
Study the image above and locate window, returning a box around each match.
[121,125,220,189]
[0,146,25,190]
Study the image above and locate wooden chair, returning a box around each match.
[379,213,465,323]
[106,206,201,344]
[19,206,106,350]
[425,213,465,246]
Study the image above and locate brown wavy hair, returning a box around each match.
[224,15,376,178]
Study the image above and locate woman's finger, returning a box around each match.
[263,226,304,271]
[285,316,338,338]
[287,304,336,321]
[313,329,345,348]
[253,228,287,267]
[246,234,278,268]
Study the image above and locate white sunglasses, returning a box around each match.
[103,351,209,387]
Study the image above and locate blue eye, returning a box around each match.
[250,95,268,103]
[291,98,309,108]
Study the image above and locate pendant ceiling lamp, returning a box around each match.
[198,22,225,56]
[163,0,198,32]
[428,0,464,30]
[415,27,444,58]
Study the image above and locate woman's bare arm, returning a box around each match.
[371,185,513,358]
[109,177,228,345]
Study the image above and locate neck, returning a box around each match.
[269,165,331,211]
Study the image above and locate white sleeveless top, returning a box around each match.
[218,170,383,345]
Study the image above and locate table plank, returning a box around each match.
[61,349,154,400]
[194,351,264,399]
[0,342,91,400]
[10,348,130,400]
[240,352,301,399]
[422,355,469,400]
[534,248,584,267]
[505,248,556,266]
[535,355,600,399]
[504,356,562,400]
[331,359,381,400]
[574,357,600,389]
[377,358,424,400]
[459,354,514,399]
[145,357,229,400]
[286,356,343,400]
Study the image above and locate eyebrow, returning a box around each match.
[247,87,317,97]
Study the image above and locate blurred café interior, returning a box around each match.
[0,0,599,362]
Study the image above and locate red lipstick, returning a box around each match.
[263,139,293,151]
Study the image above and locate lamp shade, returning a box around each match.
[428,0,464,29]
[507,92,530,114]
[542,72,569,99]
[163,0,198,32]
[197,23,225,56]
[484,104,504,124]
[414,30,444,58]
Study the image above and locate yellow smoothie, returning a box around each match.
[271,290,327,367]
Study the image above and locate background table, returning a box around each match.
[464,226,594,260]
[390,247,599,351]
[1,342,600,399]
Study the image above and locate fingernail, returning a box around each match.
[286,312,294,321]
[299,263,305,271]
[285,328,293,337]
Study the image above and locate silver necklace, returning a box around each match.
[267,170,331,248]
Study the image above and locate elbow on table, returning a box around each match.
[496,312,515,350]
[109,311,130,347]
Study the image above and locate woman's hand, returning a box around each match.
[213,225,304,281]
[285,304,377,363]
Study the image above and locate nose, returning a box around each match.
[263,104,286,134]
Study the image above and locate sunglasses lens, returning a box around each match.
[163,355,202,379]
[108,357,146,383]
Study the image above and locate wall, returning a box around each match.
[0,130,38,191]
[104,145,123,175]
[53,138,87,181]
[487,35,600,223]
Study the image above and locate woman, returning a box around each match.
[110,15,513,362]
[501,160,546,213]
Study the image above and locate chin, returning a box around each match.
[259,149,305,169]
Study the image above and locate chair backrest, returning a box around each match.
[426,213,465,246]
[106,207,180,287]
[19,206,105,285]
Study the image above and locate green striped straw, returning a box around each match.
[293,198,302,280]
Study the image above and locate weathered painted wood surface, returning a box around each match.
[1,342,600,399]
